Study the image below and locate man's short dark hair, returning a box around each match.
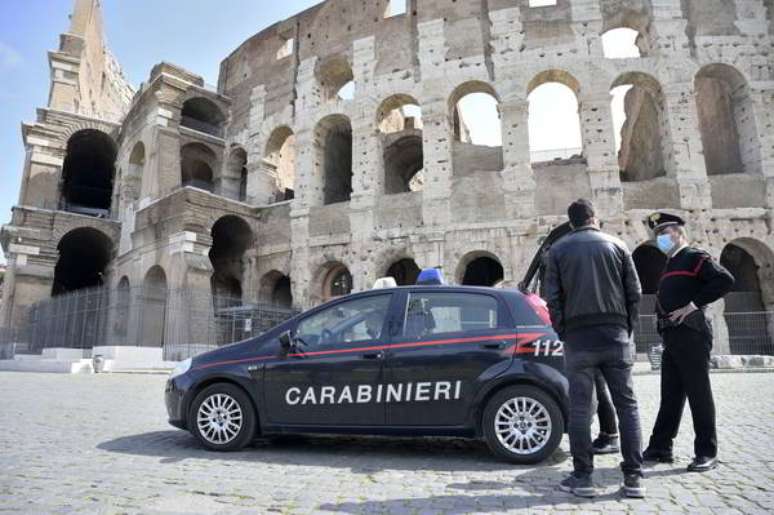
[568,199,595,227]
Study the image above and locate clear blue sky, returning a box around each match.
[0,0,320,264]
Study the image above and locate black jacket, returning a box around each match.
[657,247,734,314]
[544,226,642,336]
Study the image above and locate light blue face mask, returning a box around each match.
[656,233,675,254]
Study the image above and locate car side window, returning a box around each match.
[295,294,392,348]
[403,292,499,339]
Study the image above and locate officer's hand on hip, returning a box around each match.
[668,302,698,324]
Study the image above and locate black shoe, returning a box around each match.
[558,473,596,498]
[622,474,646,498]
[642,447,674,463]
[592,433,620,455]
[687,456,717,472]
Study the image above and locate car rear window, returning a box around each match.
[403,292,499,339]
[505,291,546,327]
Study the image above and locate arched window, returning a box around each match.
[209,215,254,311]
[459,254,504,286]
[386,258,421,286]
[180,97,225,138]
[695,64,761,176]
[601,28,642,59]
[52,228,113,296]
[125,142,145,203]
[259,271,293,309]
[224,146,248,201]
[180,143,217,192]
[527,71,582,163]
[61,129,117,216]
[610,72,668,181]
[450,82,502,147]
[378,95,424,194]
[264,127,296,202]
[322,263,353,301]
[315,115,353,205]
[141,266,167,348]
[316,55,354,102]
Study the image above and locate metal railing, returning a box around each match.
[0,285,297,361]
[724,311,774,356]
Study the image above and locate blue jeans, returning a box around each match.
[564,325,643,477]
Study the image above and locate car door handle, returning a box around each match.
[481,341,507,350]
[362,351,385,360]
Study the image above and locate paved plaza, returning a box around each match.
[0,371,773,514]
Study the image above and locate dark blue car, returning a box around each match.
[166,284,568,463]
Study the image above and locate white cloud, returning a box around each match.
[0,42,23,69]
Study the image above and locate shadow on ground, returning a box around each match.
[97,430,568,473]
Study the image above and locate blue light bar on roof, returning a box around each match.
[416,268,445,285]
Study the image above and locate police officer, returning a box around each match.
[642,212,735,472]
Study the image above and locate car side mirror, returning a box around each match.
[279,330,293,350]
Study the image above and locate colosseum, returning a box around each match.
[1,0,773,359]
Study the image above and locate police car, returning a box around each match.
[166,270,568,464]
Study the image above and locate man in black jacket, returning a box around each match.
[544,199,644,498]
[642,212,734,472]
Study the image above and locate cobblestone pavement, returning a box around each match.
[1,371,773,514]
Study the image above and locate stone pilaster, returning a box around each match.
[650,0,692,58]
[662,82,712,210]
[499,94,536,219]
[579,93,623,218]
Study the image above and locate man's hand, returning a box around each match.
[668,302,698,324]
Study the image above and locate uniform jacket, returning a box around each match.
[544,226,642,337]
[657,247,735,315]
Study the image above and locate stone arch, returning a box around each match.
[264,126,296,202]
[315,114,353,205]
[225,146,248,201]
[527,70,583,163]
[259,270,293,308]
[315,54,354,102]
[180,142,217,192]
[180,97,225,138]
[60,129,117,215]
[385,258,421,287]
[141,265,168,348]
[377,94,423,134]
[209,215,254,310]
[456,251,505,287]
[695,64,761,176]
[123,141,145,204]
[52,227,114,296]
[600,0,653,56]
[720,239,774,354]
[316,261,353,303]
[611,72,668,181]
[378,94,424,194]
[449,81,503,146]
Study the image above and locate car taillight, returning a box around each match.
[525,293,552,326]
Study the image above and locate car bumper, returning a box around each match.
[165,378,187,430]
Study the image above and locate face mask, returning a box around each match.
[657,234,675,254]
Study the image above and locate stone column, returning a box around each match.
[650,0,692,58]
[499,94,536,219]
[569,0,603,58]
[291,127,322,209]
[418,99,453,227]
[662,82,712,210]
[579,93,624,219]
[749,87,774,208]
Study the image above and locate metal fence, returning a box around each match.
[724,311,774,355]
[0,285,297,361]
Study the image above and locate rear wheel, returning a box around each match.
[189,383,256,451]
[482,385,564,464]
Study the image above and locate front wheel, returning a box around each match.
[482,385,564,464]
[189,383,257,451]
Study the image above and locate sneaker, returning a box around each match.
[558,473,596,498]
[687,456,717,473]
[622,474,646,498]
[642,447,674,463]
[592,433,620,455]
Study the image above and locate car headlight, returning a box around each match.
[170,358,192,379]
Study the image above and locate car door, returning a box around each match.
[263,292,396,428]
[385,289,514,427]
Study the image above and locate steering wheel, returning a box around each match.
[321,328,333,344]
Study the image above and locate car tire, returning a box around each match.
[189,383,257,451]
[482,385,564,464]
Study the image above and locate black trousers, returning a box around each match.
[564,325,643,477]
[596,371,618,435]
[647,324,717,458]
